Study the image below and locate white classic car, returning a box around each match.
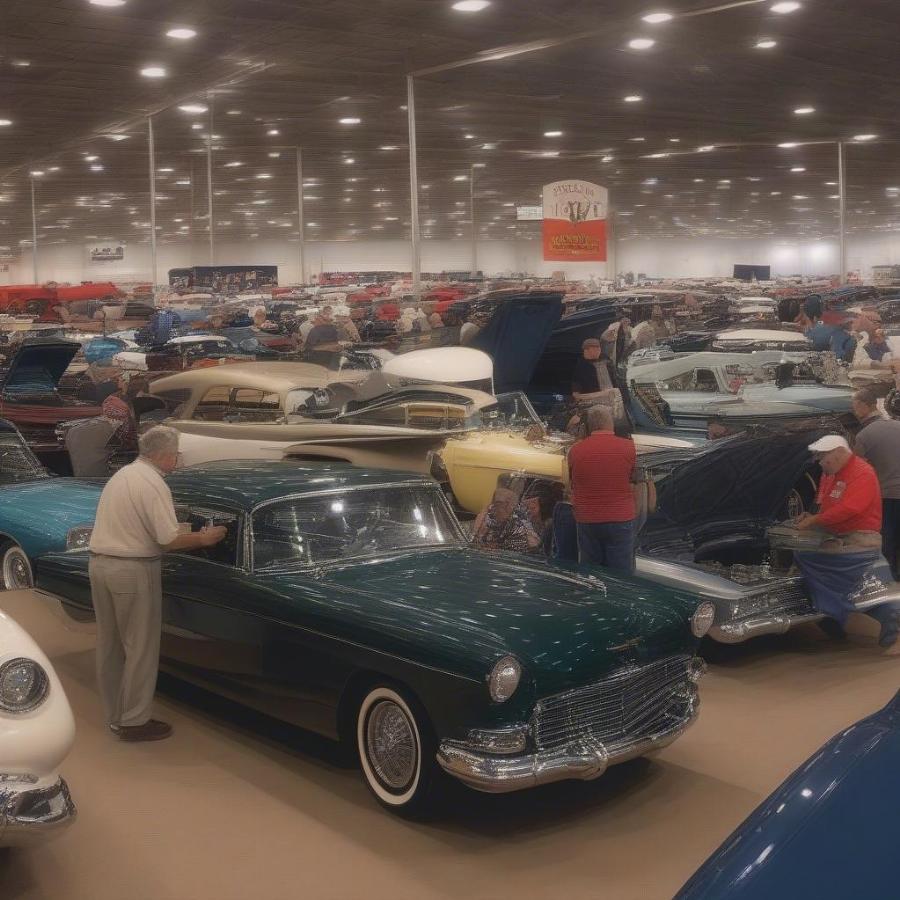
[0,607,76,845]
[627,348,853,431]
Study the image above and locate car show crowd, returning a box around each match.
[2,269,900,837]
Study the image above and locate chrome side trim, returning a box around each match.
[0,777,76,846]
[437,689,699,794]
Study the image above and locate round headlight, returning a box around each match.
[691,601,716,638]
[0,657,50,713]
[488,655,521,703]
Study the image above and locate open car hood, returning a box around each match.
[1,339,81,393]
[640,424,831,540]
[470,293,563,393]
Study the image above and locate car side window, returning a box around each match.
[194,386,232,421]
[177,506,241,567]
[230,389,283,423]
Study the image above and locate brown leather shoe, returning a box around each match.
[118,719,173,742]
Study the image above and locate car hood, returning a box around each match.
[301,548,699,694]
[470,294,563,393]
[1,340,80,392]
[641,426,827,541]
[677,691,900,900]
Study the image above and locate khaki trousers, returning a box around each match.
[88,554,162,728]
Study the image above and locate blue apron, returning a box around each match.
[795,549,884,624]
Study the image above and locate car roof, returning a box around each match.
[149,361,343,395]
[166,459,433,512]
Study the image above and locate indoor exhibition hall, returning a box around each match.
[2,1,900,899]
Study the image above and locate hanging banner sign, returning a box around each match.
[89,244,126,262]
[542,180,608,261]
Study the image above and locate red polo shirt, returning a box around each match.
[568,432,636,524]
[816,454,882,534]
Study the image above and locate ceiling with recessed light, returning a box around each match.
[1,0,899,259]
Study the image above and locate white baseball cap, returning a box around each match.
[808,435,850,453]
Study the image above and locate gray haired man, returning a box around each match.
[88,426,226,742]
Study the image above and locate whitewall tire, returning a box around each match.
[356,684,435,814]
[0,542,33,591]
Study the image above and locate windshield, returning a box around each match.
[252,485,463,570]
[0,431,49,483]
[481,391,543,429]
[3,365,61,398]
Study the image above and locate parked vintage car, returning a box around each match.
[29,460,712,813]
[676,691,900,898]
[710,328,812,353]
[0,608,77,845]
[0,339,104,456]
[626,348,853,432]
[633,426,900,643]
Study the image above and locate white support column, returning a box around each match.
[838,141,847,285]
[406,75,421,295]
[296,147,306,285]
[148,115,158,298]
[470,163,478,276]
[207,99,215,265]
[30,177,38,283]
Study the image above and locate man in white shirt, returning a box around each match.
[89,426,226,742]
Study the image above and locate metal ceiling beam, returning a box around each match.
[148,115,158,295]
[409,0,767,77]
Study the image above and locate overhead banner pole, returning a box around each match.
[148,115,158,299]
[837,140,847,285]
[406,75,421,296]
[296,147,306,285]
[30,176,38,283]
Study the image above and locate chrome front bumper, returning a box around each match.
[436,689,699,794]
[709,611,824,644]
[0,776,76,846]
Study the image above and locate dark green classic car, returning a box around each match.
[35,460,712,814]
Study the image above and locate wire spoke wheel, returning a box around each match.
[366,700,417,791]
[1,545,32,590]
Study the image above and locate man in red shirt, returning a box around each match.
[567,406,638,574]
[795,434,899,650]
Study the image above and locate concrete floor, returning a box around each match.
[2,589,898,900]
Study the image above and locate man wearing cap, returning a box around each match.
[794,434,900,649]
[851,386,900,578]
[572,338,616,400]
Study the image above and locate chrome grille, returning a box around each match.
[532,655,692,752]
[734,580,812,620]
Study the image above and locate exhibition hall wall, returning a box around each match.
[7,231,900,286]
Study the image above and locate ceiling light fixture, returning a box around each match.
[628,38,655,49]
[544,130,563,137]
[452,0,491,11]
[30,170,45,177]
[853,133,877,141]
[104,133,129,141]
[642,12,673,23]
[256,173,273,179]
[791,166,806,172]
[90,165,104,172]
[11,61,31,67]
[540,151,559,157]
[344,158,355,164]
[777,141,799,148]
[267,128,280,136]
[224,161,243,168]
[339,117,361,125]
[0,119,12,127]
[771,1,801,13]
[90,0,127,6]
[179,104,208,114]
[624,95,643,103]
[140,66,167,78]
[226,110,241,116]
[166,27,197,39]
[755,38,777,49]
[697,145,716,152]
[794,106,815,115]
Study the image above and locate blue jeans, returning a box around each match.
[576,521,636,575]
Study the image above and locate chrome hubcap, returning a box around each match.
[3,550,32,590]
[366,700,417,791]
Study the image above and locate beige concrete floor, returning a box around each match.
[1,589,898,900]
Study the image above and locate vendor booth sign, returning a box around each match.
[541,181,608,262]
